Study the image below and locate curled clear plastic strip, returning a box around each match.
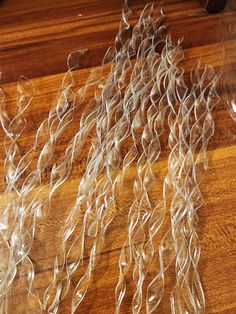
[0,77,35,312]
[0,0,225,313]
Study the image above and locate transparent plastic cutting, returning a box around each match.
[0,0,232,313]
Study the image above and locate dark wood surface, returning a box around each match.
[0,0,235,313]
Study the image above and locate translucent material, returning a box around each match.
[0,1,222,314]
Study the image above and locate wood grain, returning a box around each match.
[0,0,235,313]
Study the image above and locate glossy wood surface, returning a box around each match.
[0,0,235,313]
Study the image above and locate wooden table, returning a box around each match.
[0,0,235,313]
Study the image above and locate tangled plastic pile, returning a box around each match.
[0,1,222,314]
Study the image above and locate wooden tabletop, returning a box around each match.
[0,0,235,313]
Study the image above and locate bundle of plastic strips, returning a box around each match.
[0,1,222,313]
